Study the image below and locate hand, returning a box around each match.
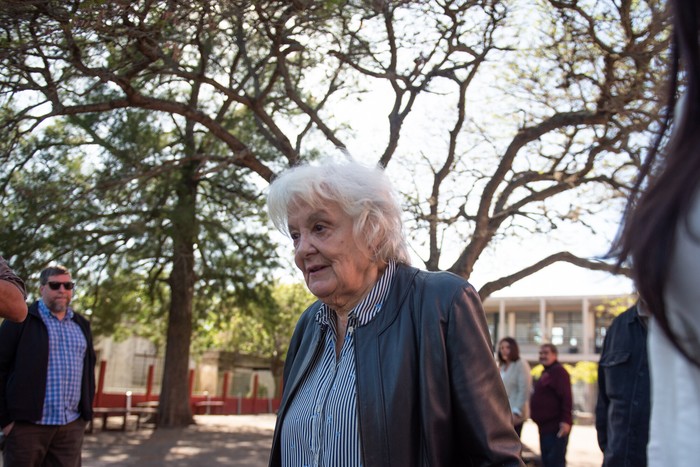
[557,422,571,438]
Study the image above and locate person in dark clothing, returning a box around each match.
[530,343,573,467]
[0,265,96,466]
[0,256,27,323]
[595,303,650,467]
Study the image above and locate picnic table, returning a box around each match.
[88,406,158,433]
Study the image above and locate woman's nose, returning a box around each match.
[295,233,315,256]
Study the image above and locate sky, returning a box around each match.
[313,90,636,299]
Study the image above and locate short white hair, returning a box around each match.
[267,158,411,265]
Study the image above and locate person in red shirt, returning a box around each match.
[530,343,573,467]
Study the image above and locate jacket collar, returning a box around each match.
[358,263,419,334]
[277,264,419,422]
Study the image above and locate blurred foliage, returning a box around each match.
[531,360,598,385]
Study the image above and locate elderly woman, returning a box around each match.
[497,337,532,437]
[267,158,523,467]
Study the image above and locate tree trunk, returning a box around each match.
[270,356,284,400]
[158,170,198,427]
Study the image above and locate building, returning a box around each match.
[483,293,636,414]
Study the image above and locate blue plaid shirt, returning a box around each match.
[37,300,87,425]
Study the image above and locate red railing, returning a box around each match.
[94,360,281,414]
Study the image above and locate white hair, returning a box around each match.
[267,158,411,265]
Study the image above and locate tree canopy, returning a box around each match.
[0,0,669,426]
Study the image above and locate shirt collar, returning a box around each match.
[39,299,74,320]
[316,260,397,328]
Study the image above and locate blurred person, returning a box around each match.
[266,158,524,466]
[0,265,96,466]
[0,256,27,323]
[609,1,700,465]
[497,337,532,437]
[530,343,572,467]
[595,302,650,467]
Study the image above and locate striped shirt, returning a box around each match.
[281,261,396,467]
[37,300,87,425]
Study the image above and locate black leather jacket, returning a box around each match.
[269,264,524,467]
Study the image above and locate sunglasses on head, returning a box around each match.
[46,281,75,291]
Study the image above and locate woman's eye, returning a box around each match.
[312,224,325,233]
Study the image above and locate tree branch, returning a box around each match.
[477,251,632,300]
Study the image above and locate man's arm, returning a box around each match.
[556,365,574,437]
[0,257,27,322]
[595,339,610,451]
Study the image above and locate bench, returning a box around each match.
[88,407,158,433]
[133,407,158,428]
[193,400,224,415]
[136,401,160,408]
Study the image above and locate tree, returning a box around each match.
[0,104,279,425]
[199,281,313,397]
[351,0,666,295]
[0,0,669,425]
[1,0,353,427]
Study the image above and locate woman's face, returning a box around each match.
[288,199,383,314]
[499,341,512,361]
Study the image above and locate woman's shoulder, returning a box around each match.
[402,264,474,291]
[515,357,531,373]
[392,265,483,322]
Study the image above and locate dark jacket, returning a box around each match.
[530,361,573,435]
[269,264,523,467]
[595,305,649,467]
[0,301,96,428]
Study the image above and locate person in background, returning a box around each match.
[497,337,532,437]
[266,158,523,466]
[0,265,96,466]
[608,1,700,465]
[595,302,650,467]
[530,343,572,467]
[0,256,27,323]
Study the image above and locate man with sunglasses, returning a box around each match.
[0,256,27,323]
[0,265,95,466]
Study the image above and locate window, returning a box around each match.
[595,311,616,353]
[552,311,583,354]
[230,369,253,397]
[515,312,541,346]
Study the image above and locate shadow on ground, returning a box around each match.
[82,416,274,467]
[0,415,599,467]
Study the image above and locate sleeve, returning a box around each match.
[556,365,574,426]
[0,320,21,428]
[595,330,611,452]
[0,256,26,299]
[444,283,524,466]
[518,358,532,418]
[512,359,530,416]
